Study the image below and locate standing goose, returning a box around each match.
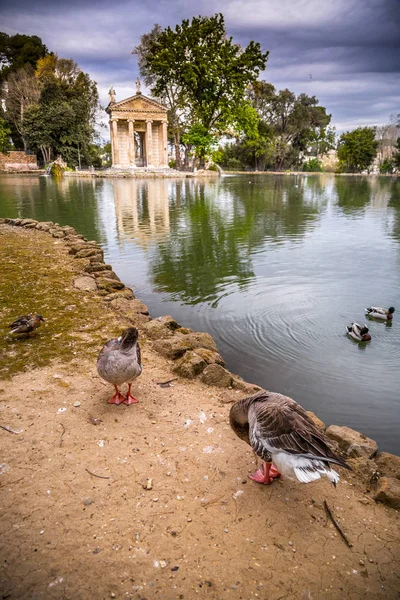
[230,391,350,485]
[97,327,142,405]
[365,306,395,321]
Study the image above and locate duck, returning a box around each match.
[230,391,350,486]
[97,327,142,405]
[9,314,45,336]
[365,306,395,321]
[346,323,371,342]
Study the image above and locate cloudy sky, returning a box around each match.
[2,0,399,139]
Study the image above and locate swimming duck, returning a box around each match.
[365,306,395,321]
[346,323,371,342]
[97,327,142,405]
[9,314,45,336]
[230,391,350,485]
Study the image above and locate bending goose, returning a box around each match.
[97,327,142,405]
[230,391,350,485]
[9,314,45,336]
[365,306,395,321]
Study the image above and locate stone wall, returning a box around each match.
[0,151,38,171]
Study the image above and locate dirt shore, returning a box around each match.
[0,224,399,600]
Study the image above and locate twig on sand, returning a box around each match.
[85,468,110,480]
[0,424,22,434]
[156,378,178,388]
[59,423,66,447]
[324,500,353,548]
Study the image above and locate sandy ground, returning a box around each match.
[0,226,399,600]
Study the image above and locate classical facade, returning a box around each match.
[106,80,169,169]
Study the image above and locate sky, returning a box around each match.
[1,0,399,140]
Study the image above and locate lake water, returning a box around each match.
[1,173,399,453]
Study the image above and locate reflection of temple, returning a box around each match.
[106,81,169,169]
[113,180,171,246]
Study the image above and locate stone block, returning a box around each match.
[73,276,97,291]
[182,332,218,352]
[153,337,191,359]
[104,289,134,301]
[373,477,400,509]
[143,320,174,340]
[306,411,326,431]
[96,277,124,292]
[200,364,233,388]
[375,452,400,479]
[194,347,225,367]
[84,263,112,273]
[172,351,207,379]
[326,425,378,458]
[75,248,104,259]
[93,270,120,281]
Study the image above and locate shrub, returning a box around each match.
[379,159,394,174]
[302,158,323,172]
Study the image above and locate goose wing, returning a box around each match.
[9,315,31,329]
[368,306,386,314]
[248,393,349,468]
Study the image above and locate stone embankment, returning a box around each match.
[2,216,400,510]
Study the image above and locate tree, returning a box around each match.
[0,116,12,153]
[4,65,40,150]
[393,137,400,170]
[337,127,379,173]
[0,32,48,87]
[133,14,268,166]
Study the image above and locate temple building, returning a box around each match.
[106,79,169,169]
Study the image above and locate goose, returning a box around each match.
[9,314,45,336]
[97,327,142,405]
[346,323,371,342]
[230,391,350,486]
[365,306,395,321]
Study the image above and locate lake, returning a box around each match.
[1,173,399,453]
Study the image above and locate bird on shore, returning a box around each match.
[346,323,371,342]
[8,314,45,336]
[230,391,351,486]
[97,327,142,405]
[365,306,395,321]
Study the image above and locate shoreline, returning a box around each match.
[1,216,400,599]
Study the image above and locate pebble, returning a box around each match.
[110,594,116,598]
[288,541,294,546]
[187,518,192,522]
[224,528,229,533]
[153,498,158,502]
[83,499,93,506]
[73,401,81,407]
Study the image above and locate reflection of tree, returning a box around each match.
[334,176,371,213]
[0,175,104,242]
[150,175,321,305]
[388,179,400,243]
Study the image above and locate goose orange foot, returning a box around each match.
[107,385,126,405]
[123,383,139,405]
[249,462,281,484]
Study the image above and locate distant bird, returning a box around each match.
[365,306,395,321]
[230,391,350,486]
[346,323,371,342]
[9,314,45,336]
[97,327,142,405]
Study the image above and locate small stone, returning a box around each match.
[187,518,192,522]
[153,497,158,502]
[159,560,167,568]
[143,478,153,490]
[171,566,179,572]
[224,528,229,533]
[359,560,365,566]
[73,401,81,407]
[288,541,293,546]
[111,593,116,598]
[83,499,93,506]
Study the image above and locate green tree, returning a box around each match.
[0,116,12,153]
[393,137,400,170]
[133,14,268,166]
[337,127,379,173]
[4,65,40,150]
[0,32,48,87]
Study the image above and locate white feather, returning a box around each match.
[272,452,339,485]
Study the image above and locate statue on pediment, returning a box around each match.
[108,86,116,103]
[135,78,141,94]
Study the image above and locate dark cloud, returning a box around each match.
[1,0,399,134]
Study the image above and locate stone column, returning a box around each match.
[111,119,120,167]
[128,119,135,167]
[162,121,168,167]
[146,119,153,167]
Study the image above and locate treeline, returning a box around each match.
[0,32,102,167]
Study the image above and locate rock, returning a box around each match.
[200,364,233,388]
[50,229,66,238]
[194,347,225,367]
[153,315,181,331]
[88,253,105,263]
[178,327,193,335]
[182,332,218,352]
[35,222,54,231]
[75,248,104,259]
[373,477,400,509]
[68,243,90,255]
[143,320,174,340]
[172,351,207,379]
[347,456,378,487]
[153,337,191,359]
[93,270,120,281]
[73,276,97,291]
[375,452,400,479]
[325,425,378,458]
[60,226,76,235]
[25,222,40,229]
[306,411,326,431]
[84,263,112,273]
[110,297,149,316]
[20,219,38,226]
[96,277,125,292]
[105,289,134,301]
[231,376,261,394]
[0,218,6,224]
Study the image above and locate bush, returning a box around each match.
[302,158,323,172]
[168,159,176,168]
[207,164,218,171]
[379,159,394,174]
[224,157,242,170]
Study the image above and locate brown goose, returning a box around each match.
[9,314,45,336]
[230,391,350,485]
[97,327,142,405]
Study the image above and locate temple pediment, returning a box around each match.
[106,93,168,115]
